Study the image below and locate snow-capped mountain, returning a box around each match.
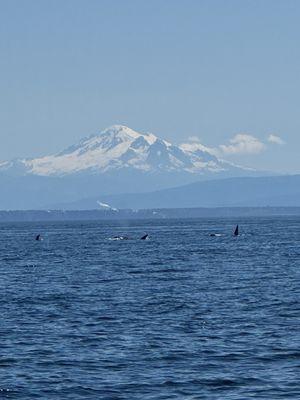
[0,125,239,177]
[0,125,258,209]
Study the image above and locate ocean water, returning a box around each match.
[0,217,299,399]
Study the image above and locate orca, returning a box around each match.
[209,233,221,237]
[234,225,239,236]
[35,234,42,241]
[140,234,149,240]
[111,236,129,241]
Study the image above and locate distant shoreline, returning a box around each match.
[0,207,299,222]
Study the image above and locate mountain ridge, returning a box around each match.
[51,175,300,210]
[0,125,270,209]
[0,125,248,177]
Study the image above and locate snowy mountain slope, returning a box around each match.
[0,125,247,177]
[0,125,265,209]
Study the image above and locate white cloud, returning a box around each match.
[180,136,216,155]
[268,134,285,145]
[181,132,284,159]
[218,134,265,155]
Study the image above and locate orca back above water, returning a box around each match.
[112,236,129,240]
[35,234,42,241]
[110,234,148,241]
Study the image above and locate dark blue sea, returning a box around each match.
[0,217,299,399]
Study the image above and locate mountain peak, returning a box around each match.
[100,125,157,145]
[0,125,248,177]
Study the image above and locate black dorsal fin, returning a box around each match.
[234,225,239,236]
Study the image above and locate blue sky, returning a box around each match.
[0,0,299,173]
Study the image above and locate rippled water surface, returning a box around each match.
[0,217,299,399]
